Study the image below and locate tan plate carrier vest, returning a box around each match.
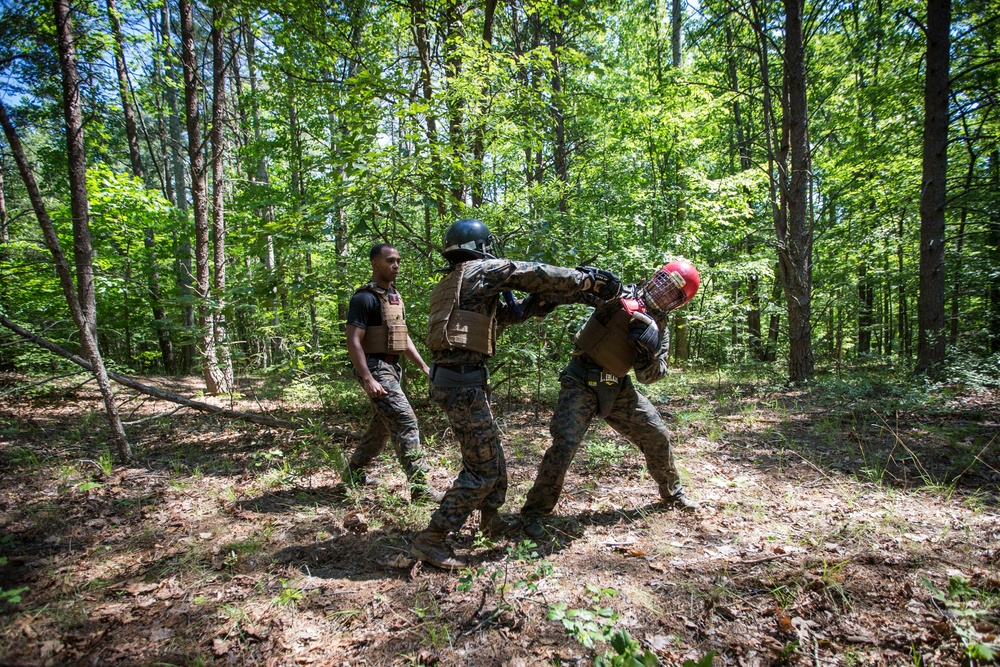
[426,263,497,356]
[358,284,409,354]
[574,307,636,377]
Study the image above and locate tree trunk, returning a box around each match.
[990,149,1000,353]
[210,7,234,392]
[163,1,195,372]
[242,20,281,364]
[0,159,7,245]
[107,0,144,180]
[858,262,873,354]
[670,0,682,68]
[179,0,225,394]
[109,0,175,373]
[4,68,132,463]
[776,0,814,383]
[549,0,568,213]
[471,0,496,208]
[444,2,465,212]
[915,0,950,374]
[897,213,911,357]
[410,0,447,217]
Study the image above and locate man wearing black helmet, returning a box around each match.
[410,218,623,569]
[520,259,703,540]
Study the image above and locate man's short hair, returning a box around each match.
[370,244,396,261]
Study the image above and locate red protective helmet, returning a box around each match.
[642,259,700,313]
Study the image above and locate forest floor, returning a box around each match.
[0,368,998,667]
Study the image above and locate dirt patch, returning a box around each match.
[0,372,997,666]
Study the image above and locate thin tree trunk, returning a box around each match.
[897,213,910,357]
[858,262,873,354]
[410,0,447,217]
[471,0,496,208]
[670,0,682,68]
[211,7,234,392]
[776,0,814,383]
[0,159,7,245]
[0,147,9,307]
[444,2,465,212]
[110,0,175,373]
[549,0,568,213]
[54,0,132,459]
[3,84,131,463]
[179,0,225,394]
[915,0,950,374]
[163,1,195,372]
[107,0,144,179]
[242,19,281,364]
[989,149,1000,353]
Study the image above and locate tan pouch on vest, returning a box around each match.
[360,287,409,354]
[575,308,635,377]
[426,264,496,355]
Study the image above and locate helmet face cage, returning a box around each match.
[642,267,689,313]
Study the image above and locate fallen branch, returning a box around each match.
[0,315,356,435]
[0,370,88,398]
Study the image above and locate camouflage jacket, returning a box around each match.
[429,259,604,367]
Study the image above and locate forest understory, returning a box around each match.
[0,370,998,667]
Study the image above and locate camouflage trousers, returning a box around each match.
[425,382,506,536]
[521,361,682,518]
[349,358,428,486]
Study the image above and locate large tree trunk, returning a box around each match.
[53,0,132,460]
[915,0,950,374]
[210,8,234,392]
[776,0,814,383]
[179,0,226,394]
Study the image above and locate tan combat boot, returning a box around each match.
[410,530,467,569]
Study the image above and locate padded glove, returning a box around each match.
[520,294,558,318]
[577,266,622,300]
[628,313,660,356]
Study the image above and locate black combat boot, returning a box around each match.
[479,510,517,537]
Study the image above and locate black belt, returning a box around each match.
[434,363,484,374]
[367,353,400,364]
[429,363,489,387]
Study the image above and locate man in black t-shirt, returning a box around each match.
[345,244,440,502]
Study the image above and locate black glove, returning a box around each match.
[520,294,558,318]
[628,314,660,356]
[577,266,622,300]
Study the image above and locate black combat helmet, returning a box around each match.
[442,219,495,262]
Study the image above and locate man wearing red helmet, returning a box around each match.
[520,259,702,539]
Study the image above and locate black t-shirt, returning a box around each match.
[346,289,381,329]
